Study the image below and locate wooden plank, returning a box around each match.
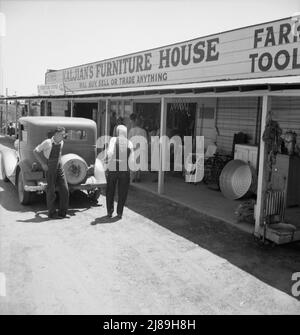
[70,100,74,117]
[105,99,110,137]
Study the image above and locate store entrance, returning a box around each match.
[167,102,196,138]
[132,101,197,176]
[134,102,161,134]
[133,101,196,139]
[166,102,196,174]
[74,102,98,120]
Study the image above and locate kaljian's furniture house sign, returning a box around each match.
[44,17,300,92]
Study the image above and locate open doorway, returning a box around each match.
[74,102,97,121]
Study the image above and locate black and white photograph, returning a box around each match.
[0,0,300,317]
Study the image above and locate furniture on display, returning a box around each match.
[271,153,300,207]
[234,144,258,170]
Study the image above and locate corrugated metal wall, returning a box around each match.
[216,97,259,153]
[271,97,300,146]
[196,98,217,147]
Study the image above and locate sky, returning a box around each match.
[0,0,299,96]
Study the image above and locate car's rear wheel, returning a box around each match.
[17,171,31,205]
[1,156,9,182]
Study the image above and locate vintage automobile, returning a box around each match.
[0,116,106,205]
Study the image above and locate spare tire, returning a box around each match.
[61,154,88,185]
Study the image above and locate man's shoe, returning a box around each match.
[57,211,67,218]
[48,211,58,219]
[107,213,113,218]
[117,214,122,219]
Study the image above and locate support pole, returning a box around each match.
[70,100,74,117]
[97,100,101,137]
[0,106,2,134]
[44,99,48,116]
[122,100,125,118]
[158,96,166,194]
[15,99,17,135]
[5,88,8,135]
[105,99,110,137]
[254,95,270,238]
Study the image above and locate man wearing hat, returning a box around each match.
[33,126,69,219]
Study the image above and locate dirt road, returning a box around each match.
[0,138,300,314]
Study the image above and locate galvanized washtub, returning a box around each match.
[219,159,257,200]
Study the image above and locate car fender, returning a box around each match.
[0,148,18,183]
[16,159,34,185]
[94,154,107,184]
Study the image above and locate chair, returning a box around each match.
[184,145,218,184]
[184,152,204,183]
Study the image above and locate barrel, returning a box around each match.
[61,153,88,185]
[219,159,256,200]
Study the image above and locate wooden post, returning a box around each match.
[158,96,166,194]
[130,99,133,115]
[122,100,125,118]
[5,88,8,135]
[15,99,18,131]
[0,105,2,134]
[254,94,270,238]
[70,100,74,117]
[43,99,47,116]
[97,100,101,137]
[105,99,110,137]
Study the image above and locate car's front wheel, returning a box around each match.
[17,171,31,205]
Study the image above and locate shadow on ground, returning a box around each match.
[0,180,100,220]
[126,187,300,300]
[91,215,121,225]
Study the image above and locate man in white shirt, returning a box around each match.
[33,127,69,219]
[128,113,147,182]
[105,125,134,219]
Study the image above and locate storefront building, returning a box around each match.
[3,16,300,244]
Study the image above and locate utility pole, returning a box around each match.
[15,98,18,138]
[5,87,8,135]
[0,105,2,134]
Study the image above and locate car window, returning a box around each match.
[65,129,87,141]
[46,128,88,141]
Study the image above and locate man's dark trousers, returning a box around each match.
[106,171,130,216]
[46,143,69,217]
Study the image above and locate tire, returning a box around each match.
[17,171,31,205]
[61,154,88,185]
[1,156,9,182]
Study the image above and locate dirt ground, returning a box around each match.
[0,136,300,314]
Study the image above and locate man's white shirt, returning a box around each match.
[34,138,64,159]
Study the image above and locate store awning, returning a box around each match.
[1,75,300,101]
